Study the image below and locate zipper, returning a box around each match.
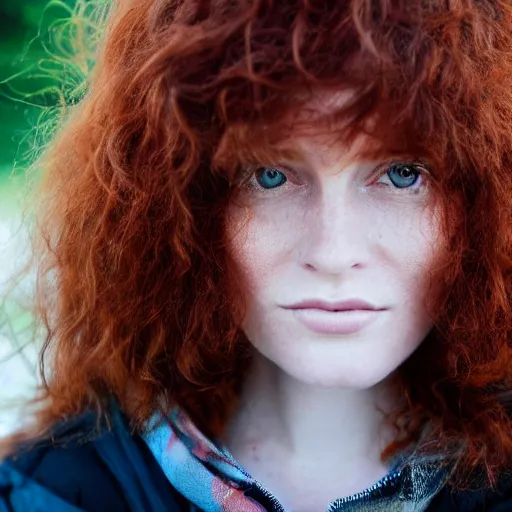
[327,469,403,512]
[252,481,286,512]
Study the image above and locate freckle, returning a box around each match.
[250,445,260,462]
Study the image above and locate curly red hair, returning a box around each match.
[9,0,512,491]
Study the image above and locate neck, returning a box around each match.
[223,352,400,476]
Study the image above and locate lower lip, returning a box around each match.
[289,308,383,335]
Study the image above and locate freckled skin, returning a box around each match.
[227,132,441,390]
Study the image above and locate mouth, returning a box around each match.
[282,299,386,335]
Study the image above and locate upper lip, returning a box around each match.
[283,299,384,311]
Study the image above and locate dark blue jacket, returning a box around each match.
[1,406,512,511]
[0,407,188,511]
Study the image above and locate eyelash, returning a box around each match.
[238,161,430,195]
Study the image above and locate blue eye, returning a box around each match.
[255,168,287,189]
[386,164,420,188]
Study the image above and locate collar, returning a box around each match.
[141,408,451,512]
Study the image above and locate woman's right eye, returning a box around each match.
[253,167,288,190]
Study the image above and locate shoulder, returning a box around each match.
[0,406,188,512]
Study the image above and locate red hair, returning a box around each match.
[8,0,512,491]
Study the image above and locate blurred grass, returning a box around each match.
[0,1,54,394]
[0,0,109,427]
[1,0,92,344]
[0,3,47,173]
[0,0,78,175]
[0,169,27,212]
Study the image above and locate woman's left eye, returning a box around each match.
[377,163,423,189]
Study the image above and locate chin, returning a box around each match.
[278,359,397,390]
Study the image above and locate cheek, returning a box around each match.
[404,211,442,285]
[226,204,294,291]
[368,204,442,323]
[377,202,441,267]
[392,211,442,318]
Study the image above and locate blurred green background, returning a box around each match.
[1,0,54,191]
[1,0,103,200]
[0,0,74,429]
[0,1,107,424]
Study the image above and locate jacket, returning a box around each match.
[1,404,512,511]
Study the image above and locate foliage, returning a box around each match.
[0,0,108,176]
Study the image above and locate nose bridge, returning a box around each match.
[300,181,370,272]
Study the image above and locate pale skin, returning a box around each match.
[222,126,442,511]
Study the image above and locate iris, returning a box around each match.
[255,168,287,189]
[387,164,419,189]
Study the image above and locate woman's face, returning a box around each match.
[227,129,442,389]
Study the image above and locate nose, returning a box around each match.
[298,186,372,276]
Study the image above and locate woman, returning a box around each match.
[1,0,512,510]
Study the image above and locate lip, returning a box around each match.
[283,298,383,312]
[282,299,386,335]
[289,309,383,335]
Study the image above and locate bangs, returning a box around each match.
[157,0,511,185]
[211,88,436,182]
